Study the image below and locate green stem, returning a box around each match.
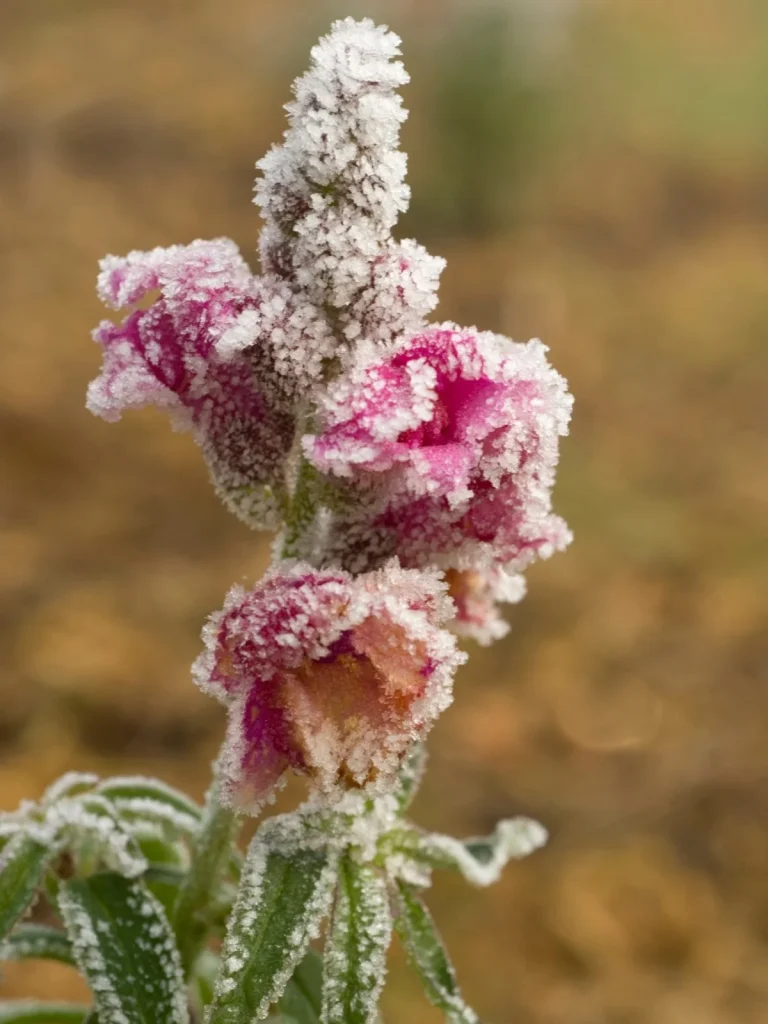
[281,457,320,559]
[173,769,240,976]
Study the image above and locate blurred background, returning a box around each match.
[1,0,767,1020]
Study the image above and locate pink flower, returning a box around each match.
[193,561,465,809]
[87,238,295,528]
[445,567,526,646]
[305,324,572,574]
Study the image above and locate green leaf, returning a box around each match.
[96,778,201,837]
[382,817,547,888]
[0,1003,90,1024]
[393,882,478,1024]
[49,795,146,879]
[0,834,50,939]
[43,773,99,805]
[322,857,391,1024]
[208,840,337,1024]
[142,865,186,921]
[0,925,74,965]
[58,872,188,1024]
[173,779,240,973]
[392,743,427,814]
[191,949,220,1012]
[278,949,323,1024]
[96,778,201,820]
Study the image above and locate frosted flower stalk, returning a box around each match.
[86,17,572,779]
[0,18,572,1024]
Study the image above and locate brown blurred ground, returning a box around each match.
[1,0,767,1021]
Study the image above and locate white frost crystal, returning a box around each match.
[256,18,411,308]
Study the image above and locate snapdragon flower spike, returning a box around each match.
[339,238,445,347]
[88,238,295,528]
[255,18,444,354]
[193,561,465,810]
[306,324,573,579]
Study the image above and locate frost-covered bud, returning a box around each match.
[216,276,336,395]
[445,567,526,646]
[338,239,445,347]
[87,238,295,528]
[255,18,411,310]
[193,561,465,810]
[305,324,573,574]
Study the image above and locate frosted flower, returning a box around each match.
[216,276,336,394]
[445,567,527,646]
[193,561,465,809]
[87,238,295,528]
[255,17,441,337]
[338,238,445,347]
[306,323,572,573]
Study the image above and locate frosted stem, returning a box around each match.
[173,766,240,975]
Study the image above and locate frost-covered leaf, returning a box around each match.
[43,774,99,806]
[322,856,391,1024]
[392,744,427,814]
[143,865,187,921]
[58,872,188,1024]
[133,832,186,870]
[208,840,337,1024]
[191,949,220,1012]
[0,925,74,966]
[393,882,478,1024]
[277,949,322,1024]
[48,797,147,879]
[0,834,50,939]
[173,779,239,972]
[0,1002,90,1023]
[0,820,24,854]
[408,817,548,887]
[97,778,202,838]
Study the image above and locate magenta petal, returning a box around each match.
[220,688,291,809]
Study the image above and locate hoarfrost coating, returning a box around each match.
[193,561,465,808]
[86,16,571,813]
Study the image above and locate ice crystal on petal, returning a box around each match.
[88,238,295,528]
[306,324,573,582]
[193,561,465,810]
[445,565,526,645]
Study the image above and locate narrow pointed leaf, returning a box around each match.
[0,1003,90,1024]
[393,882,478,1024]
[43,773,99,806]
[209,840,337,1024]
[0,925,74,965]
[392,744,427,814]
[400,817,548,887]
[96,778,202,823]
[191,949,220,1012]
[0,834,50,939]
[322,857,391,1024]
[142,865,187,921]
[278,949,322,1023]
[173,779,239,973]
[97,778,201,838]
[47,797,146,879]
[58,872,188,1024]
